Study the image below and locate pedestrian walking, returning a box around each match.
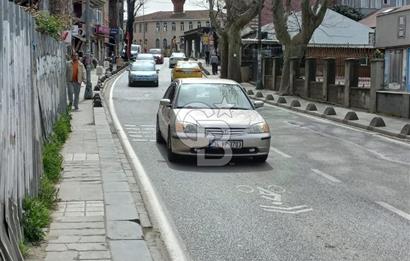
[66,52,86,111]
[205,51,210,66]
[210,53,219,75]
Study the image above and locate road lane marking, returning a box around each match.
[262,207,313,214]
[270,146,292,158]
[376,201,410,221]
[311,169,342,183]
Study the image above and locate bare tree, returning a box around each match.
[272,0,330,95]
[209,0,262,82]
[125,0,145,58]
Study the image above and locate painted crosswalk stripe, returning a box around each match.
[270,146,292,158]
[311,169,341,183]
[376,201,410,221]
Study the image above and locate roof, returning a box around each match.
[359,6,410,28]
[178,78,239,85]
[376,5,410,17]
[256,9,374,47]
[134,10,210,22]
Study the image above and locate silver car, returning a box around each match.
[128,61,159,87]
[169,52,186,68]
[156,78,271,163]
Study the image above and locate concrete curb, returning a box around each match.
[101,71,191,261]
[250,95,410,141]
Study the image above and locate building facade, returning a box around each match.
[133,1,209,53]
[336,0,410,15]
[376,6,410,92]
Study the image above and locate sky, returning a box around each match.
[138,0,207,15]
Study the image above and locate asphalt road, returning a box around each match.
[111,59,410,261]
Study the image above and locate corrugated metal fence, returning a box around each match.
[0,1,67,260]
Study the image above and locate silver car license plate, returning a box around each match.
[210,140,243,149]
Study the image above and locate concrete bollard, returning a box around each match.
[400,124,410,136]
[323,106,336,116]
[265,94,274,101]
[290,100,301,107]
[277,96,287,104]
[255,91,264,98]
[369,117,386,127]
[306,103,317,111]
[344,111,359,121]
[247,90,254,95]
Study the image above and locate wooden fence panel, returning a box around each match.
[0,1,67,260]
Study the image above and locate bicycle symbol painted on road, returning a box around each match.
[236,185,313,214]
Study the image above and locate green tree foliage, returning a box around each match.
[331,5,364,21]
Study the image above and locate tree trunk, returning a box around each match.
[219,33,229,79]
[278,42,307,95]
[227,27,242,82]
[126,0,135,59]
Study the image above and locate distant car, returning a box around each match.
[136,53,155,62]
[122,44,141,60]
[171,61,203,81]
[128,61,159,87]
[149,48,164,64]
[156,78,271,163]
[169,52,186,68]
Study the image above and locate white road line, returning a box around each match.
[124,124,136,127]
[109,73,191,261]
[261,207,313,214]
[270,146,292,158]
[311,169,342,183]
[376,201,410,221]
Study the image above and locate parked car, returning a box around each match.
[128,61,159,87]
[171,61,203,81]
[169,52,186,68]
[156,78,270,163]
[149,48,164,64]
[136,53,155,62]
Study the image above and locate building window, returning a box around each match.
[139,23,142,33]
[144,39,148,46]
[384,49,403,89]
[156,39,160,48]
[163,38,168,49]
[383,0,390,5]
[197,21,201,28]
[189,21,193,30]
[172,22,176,31]
[180,22,184,31]
[156,22,160,32]
[206,21,210,27]
[144,23,148,32]
[163,22,168,32]
[398,15,406,38]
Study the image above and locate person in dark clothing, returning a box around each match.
[210,53,219,75]
[205,51,210,66]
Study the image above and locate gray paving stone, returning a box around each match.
[60,182,103,201]
[49,228,106,237]
[66,243,108,251]
[48,235,106,244]
[79,250,111,260]
[103,182,130,192]
[53,216,104,223]
[45,251,78,261]
[104,192,134,205]
[50,222,104,230]
[107,221,143,240]
[110,240,152,261]
[106,204,138,221]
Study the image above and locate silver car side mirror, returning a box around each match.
[160,98,171,106]
[254,100,264,108]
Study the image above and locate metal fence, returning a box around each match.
[0,1,67,260]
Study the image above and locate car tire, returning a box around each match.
[167,129,178,162]
[156,117,164,144]
[254,155,268,163]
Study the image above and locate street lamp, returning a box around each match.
[84,0,93,99]
[255,1,263,90]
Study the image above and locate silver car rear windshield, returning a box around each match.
[131,63,155,71]
[176,84,252,110]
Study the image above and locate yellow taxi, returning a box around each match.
[171,61,204,81]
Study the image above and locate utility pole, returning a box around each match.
[255,1,263,90]
[142,0,145,52]
[84,0,93,99]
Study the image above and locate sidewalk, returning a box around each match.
[242,82,410,140]
[42,70,155,261]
